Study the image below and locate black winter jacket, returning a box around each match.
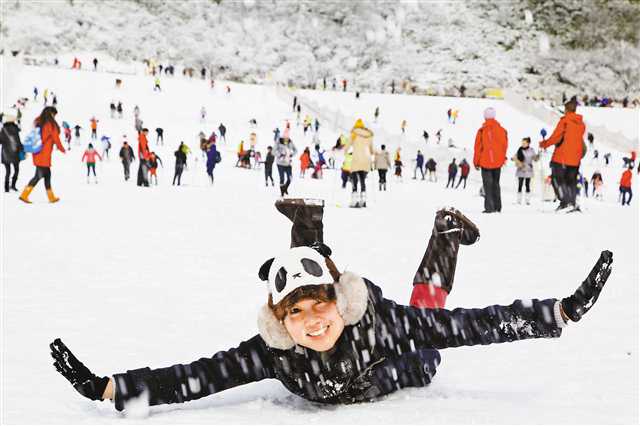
[112,279,562,411]
[0,123,23,164]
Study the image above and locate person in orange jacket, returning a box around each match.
[299,147,312,178]
[539,98,586,212]
[148,151,163,185]
[137,128,151,187]
[619,166,633,206]
[81,143,103,184]
[473,107,508,213]
[19,106,66,203]
[90,117,98,140]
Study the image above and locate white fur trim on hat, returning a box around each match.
[257,271,370,350]
[334,271,369,325]
[484,107,496,119]
[257,304,295,350]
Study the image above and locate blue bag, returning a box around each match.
[23,127,43,154]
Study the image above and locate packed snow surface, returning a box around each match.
[1,63,638,424]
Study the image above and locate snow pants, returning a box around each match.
[481,167,502,212]
[550,162,578,207]
[122,160,131,180]
[620,186,632,205]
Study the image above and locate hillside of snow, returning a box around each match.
[2,0,639,101]
[1,61,638,424]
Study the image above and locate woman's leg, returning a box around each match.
[409,208,479,308]
[518,177,524,193]
[11,161,19,190]
[3,163,10,192]
[525,178,531,193]
[359,171,367,192]
[43,167,52,190]
[28,167,43,187]
[350,172,358,192]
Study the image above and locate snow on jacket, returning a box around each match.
[343,127,374,172]
[81,149,102,163]
[374,151,391,170]
[33,122,65,167]
[620,169,632,188]
[539,112,585,167]
[514,146,538,178]
[111,277,563,411]
[275,138,298,167]
[473,118,508,169]
[0,122,23,164]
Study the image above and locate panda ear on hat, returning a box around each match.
[258,258,275,282]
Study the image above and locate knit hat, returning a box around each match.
[353,118,365,129]
[483,107,496,119]
[257,246,369,350]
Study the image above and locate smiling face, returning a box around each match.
[283,298,345,352]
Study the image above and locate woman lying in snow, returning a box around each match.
[50,199,613,411]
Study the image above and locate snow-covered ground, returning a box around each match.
[1,64,638,424]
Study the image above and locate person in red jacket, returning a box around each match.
[539,98,586,212]
[619,166,633,206]
[473,107,508,213]
[19,106,66,203]
[137,128,151,187]
[81,143,103,184]
[456,159,470,189]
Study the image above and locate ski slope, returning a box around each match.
[2,62,638,424]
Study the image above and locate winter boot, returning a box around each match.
[516,192,523,204]
[379,182,382,191]
[525,193,531,205]
[47,189,60,203]
[19,186,33,203]
[561,250,613,322]
[383,182,387,191]
[279,184,286,197]
[360,191,367,208]
[276,198,324,248]
[410,208,480,307]
[350,192,360,208]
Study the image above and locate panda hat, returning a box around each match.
[257,245,369,350]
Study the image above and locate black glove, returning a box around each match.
[561,250,613,322]
[49,338,110,401]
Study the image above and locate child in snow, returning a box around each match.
[90,117,98,140]
[300,147,312,178]
[50,201,614,413]
[148,152,163,185]
[394,148,403,180]
[100,136,111,160]
[591,171,603,200]
[81,143,102,184]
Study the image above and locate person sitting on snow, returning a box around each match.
[50,200,613,412]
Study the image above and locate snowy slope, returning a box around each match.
[1,63,638,424]
[2,0,639,100]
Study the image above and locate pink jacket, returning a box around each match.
[82,149,102,163]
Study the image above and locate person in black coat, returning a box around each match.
[50,202,613,413]
[264,146,275,186]
[0,112,23,192]
[173,143,187,186]
[446,158,458,188]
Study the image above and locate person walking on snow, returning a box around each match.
[276,137,297,197]
[100,136,112,160]
[619,166,633,206]
[81,143,103,184]
[374,144,391,191]
[264,146,275,187]
[300,147,312,178]
[343,119,374,208]
[446,159,458,188]
[414,150,425,180]
[90,117,98,140]
[19,106,66,203]
[1,110,23,192]
[155,128,164,145]
[512,137,539,205]
[473,107,508,213]
[148,152,163,185]
[218,123,227,142]
[173,143,187,186]
[539,98,586,213]
[153,77,161,92]
[200,106,206,122]
[426,158,437,182]
[137,128,151,187]
[456,159,470,189]
[119,139,135,181]
[49,201,615,415]
[205,139,219,184]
